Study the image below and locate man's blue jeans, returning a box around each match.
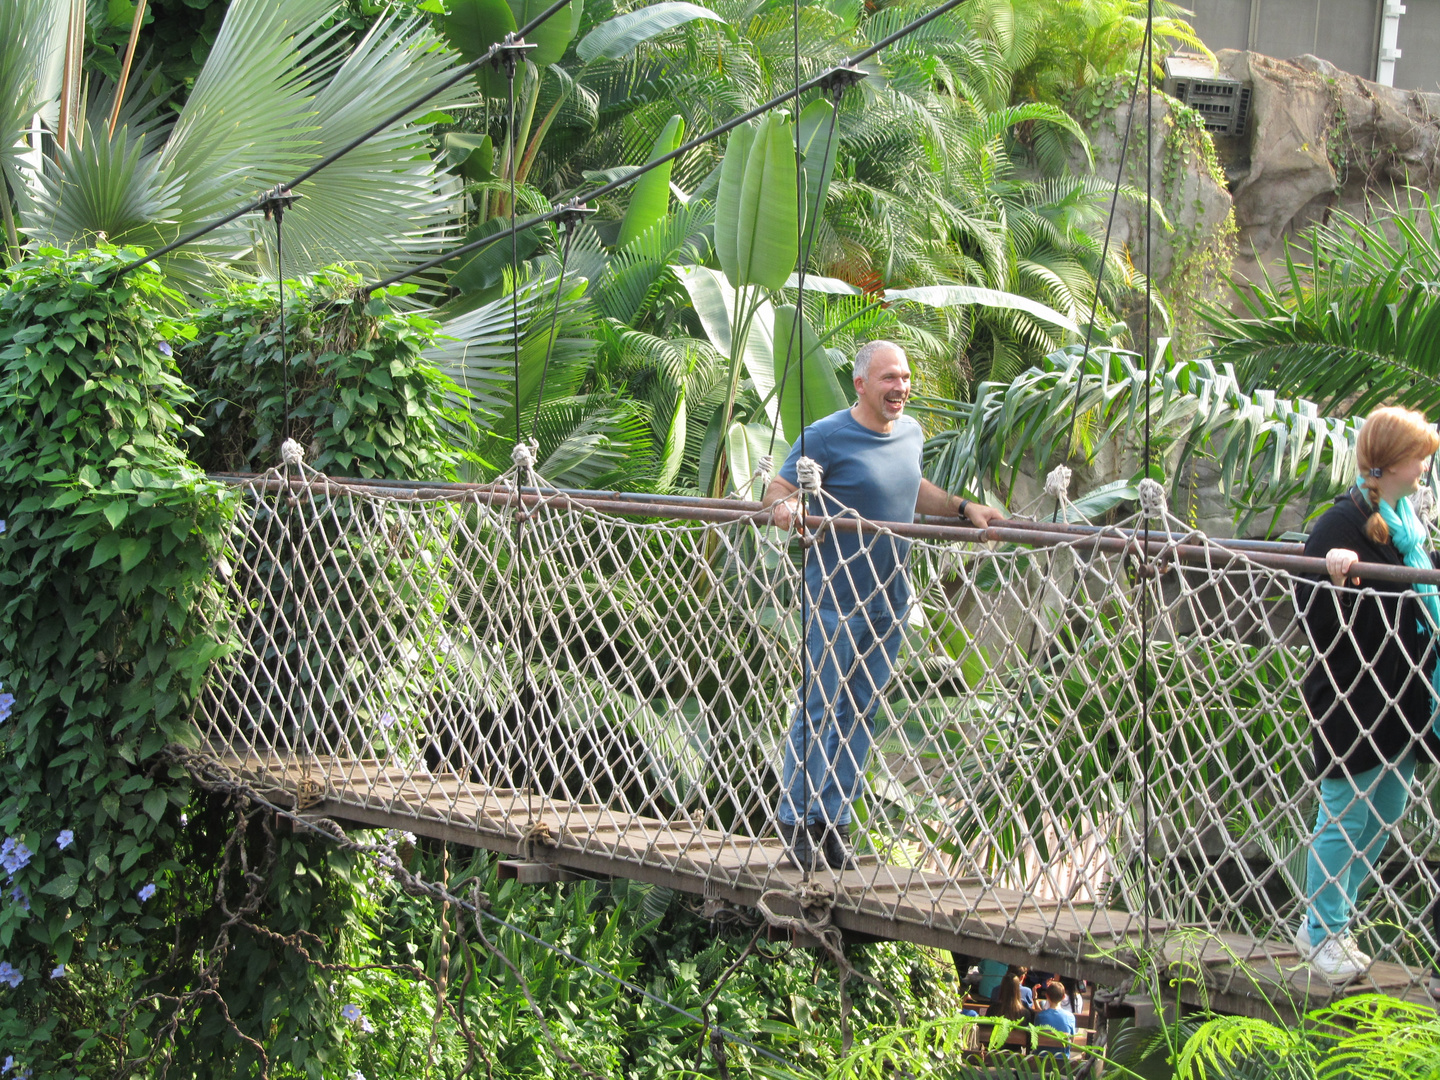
[777,603,902,828]
[1305,751,1416,939]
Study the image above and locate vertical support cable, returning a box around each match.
[260,186,300,447]
[793,0,812,884]
[501,43,535,809]
[1139,1,1155,958]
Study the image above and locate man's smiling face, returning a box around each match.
[853,345,911,430]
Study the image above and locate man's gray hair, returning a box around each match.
[853,340,906,381]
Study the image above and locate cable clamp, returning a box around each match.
[818,65,868,99]
[257,185,300,224]
[554,201,597,231]
[494,33,537,76]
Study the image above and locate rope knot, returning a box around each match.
[795,456,823,495]
[1043,465,1072,501]
[511,439,539,471]
[1415,485,1437,522]
[1137,478,1166,519]
[755,453,775,484]
[280,439,306,468]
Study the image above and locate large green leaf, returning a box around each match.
[616,113,684,249]
[658,385,687,489]
[796,97,839,254]
[443,0,518,61]
[725,421,789,499]
[673,264,778,426]
[0,0,67,194]
[443,0,518,96]
[576,1,726,62]
[23,0,466,291]
[516,0,584,66]
[773,304,848,442]
[714,119,756,287]
[885,284,1079,333]
[734,111,799,291]
[449,214,547,295]
[442,132,495,181]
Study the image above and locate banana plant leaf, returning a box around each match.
[772,303,849,443]
[577,0,725,61]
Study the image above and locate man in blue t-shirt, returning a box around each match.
[1033,982,1077,1058]
[761,341,1002,871]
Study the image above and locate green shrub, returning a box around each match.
[0,246,234,1076]
[181,271,463,480]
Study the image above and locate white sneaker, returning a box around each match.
[1309,935,1371,978]
[1293,923,1371,967]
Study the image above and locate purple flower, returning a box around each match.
[378,711,397,730]
[137,883,156,902]
[341,1003,361,1022]
[359,1016,374,1034]
[0,839,30,879]
[1,1056,11,1072]
[8,888,27,914]
[156,341,172,356]
[0,520,6,534]
[49,965,63,979]
[0,694,12,724]
[0,962,20,989]
[56,830,73,850]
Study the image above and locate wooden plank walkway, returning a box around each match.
[223,753,1437,1022]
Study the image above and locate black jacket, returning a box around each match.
[1300,489,1440,778]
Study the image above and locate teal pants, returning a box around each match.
[1305,751,1416,939]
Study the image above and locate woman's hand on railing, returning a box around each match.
[1326,548,1360,587]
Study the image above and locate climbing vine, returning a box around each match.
[1158,100,1236,358]
[0,246,236,1076]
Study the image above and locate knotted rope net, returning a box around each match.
[194,453,1440,1006]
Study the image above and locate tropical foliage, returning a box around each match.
[1204,195,1440,419]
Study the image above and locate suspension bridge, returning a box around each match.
[192,452,1440,1023]
[69,0,1440,1029]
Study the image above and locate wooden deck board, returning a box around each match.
[228,753,1439,1023]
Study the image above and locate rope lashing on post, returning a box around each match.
[1137,477,1166,520]
[1043,465,1073,502]
[755,880,907,1051]
[795,456,823,495]
[510,439,540,473]
[280,438,306,469]
[1415,485,1436,522]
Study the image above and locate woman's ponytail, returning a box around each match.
[1364,475,1389,545]
[1355,405,1440,546]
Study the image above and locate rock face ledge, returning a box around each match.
[1215,49,1440,279]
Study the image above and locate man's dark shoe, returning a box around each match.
[778,821,824,872]
[821,823,858,871]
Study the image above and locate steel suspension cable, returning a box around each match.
[1058,32,1151,466]
[364,0,975,296]
[112,0,578,282]
[528,214,585,446]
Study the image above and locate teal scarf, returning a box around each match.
[1362,480,1440,722]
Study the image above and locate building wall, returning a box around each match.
[1188,0,1440,92]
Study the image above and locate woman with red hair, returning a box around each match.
[1297,405,1440,978]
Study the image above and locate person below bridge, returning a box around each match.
[762,339,1003,871]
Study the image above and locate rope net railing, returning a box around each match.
[194,452,1440,1003]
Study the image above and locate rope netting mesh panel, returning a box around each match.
[194,454,1440,1002]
